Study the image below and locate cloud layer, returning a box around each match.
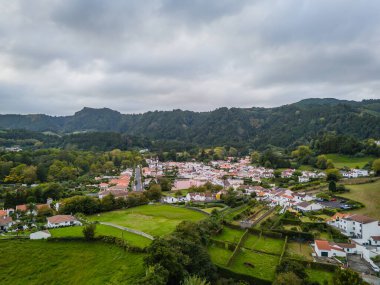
[0,0,379,115]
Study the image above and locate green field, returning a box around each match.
[88,204,206,236]
[306,268,334,285]
[325,154,374,168]
[340,180,380,219]
[285,242,313,261]
[0,240,144,285]
[231,249,279,281]
[49,224,151,247]
[250,235,284,255]
[213,227,245,244]
[208,244,232,265]
[243,233,260,249]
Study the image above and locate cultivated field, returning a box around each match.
[325,154,374,168]
[88,204,206,236]
[0,240,144,285]
[49,224,152,247]
[212,227,245,244]
[340,180,380,220]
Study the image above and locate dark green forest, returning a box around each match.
[1,98,379,152]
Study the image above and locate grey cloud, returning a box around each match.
[0,0,379,115]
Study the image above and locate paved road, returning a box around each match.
[100,222,154,240]
[134,166,143,191]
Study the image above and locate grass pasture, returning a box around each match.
[230,249,279,281]
[325,154,374,169]
[285,242,313,261]
[213,227,245,244]
[250,235,284,255]
[340,180,380,220]
[49,224,152,247]
[0,240,144,285]
[306,268,334,285]
[208,244,232,265]
[88,204,206,236]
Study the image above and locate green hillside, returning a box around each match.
[0,240,145,285]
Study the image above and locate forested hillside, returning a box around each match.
[1,99,379,150]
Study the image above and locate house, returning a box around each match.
[341,214,380,241]
[0,215,14,231]
[298,175,310,183]
[162,196,179,204]
[98,189,130,199]
[30,230,51,240]
[47,215,82,228]
[314,239,355,258]
[186,192,216,202]
[370,236,380,246]
[295,201,323,212]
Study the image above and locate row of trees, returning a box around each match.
[0,149,143,184]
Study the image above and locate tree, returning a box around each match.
[326,169,341,182]
[332,268,365,285]
[83,224,96,240]
[250,151,260,164]
[273,272,302,285]
[182,275,210,285]
[276,260,307,279]
[329,181,337,192]
[373,158,380,176]
[159,177,172,191]
[145,184,162,201]
[138,264,169,285]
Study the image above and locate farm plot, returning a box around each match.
[230,249,279,281]
[285,242,313,261]
[49,224,152,247]
[213,227,245,244]
[250,235,285,255]
[88,204,206,236]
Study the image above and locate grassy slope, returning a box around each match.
[325,154,374,168]
[0,240,144,285]
[88,204,206,236]
[306,269,334,285]
[49,224,151,247]
[339,180,380,219]
[213,227,245,244]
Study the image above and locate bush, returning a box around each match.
[83,224,96,240]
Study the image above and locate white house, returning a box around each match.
[342,214,380,241]
[30,230,51,240]
[314,240,355,258]
[162,196,179,204]
[370,236,380,247]
[186,192,216,202]
[296,201,324,212]
[47,215,82,228]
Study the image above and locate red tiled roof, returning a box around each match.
[0,215,13,226]
[346,214,376,224]
[16,205,27,212]
[315,240,331,251]
[371,236,380,241]
[47,215,77,224]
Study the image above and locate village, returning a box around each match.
[1,156,379,283]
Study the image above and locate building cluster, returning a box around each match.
[97,169,133,199]
[313,213,380,272]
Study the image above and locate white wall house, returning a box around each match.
[314,240,352,258]
[162,196,179,204]
[296,202,324,212]
[47,215,82,228]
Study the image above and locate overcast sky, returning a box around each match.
[0,0,380,115]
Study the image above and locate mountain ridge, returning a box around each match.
[1,98,379,148]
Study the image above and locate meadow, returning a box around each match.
[49,224,152,247]
[306,268,334,285]
[340,180,380,219]
[0,240,144,285]
[212,227,245,244]
[88,204,206,236]
[325,154,374,168]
